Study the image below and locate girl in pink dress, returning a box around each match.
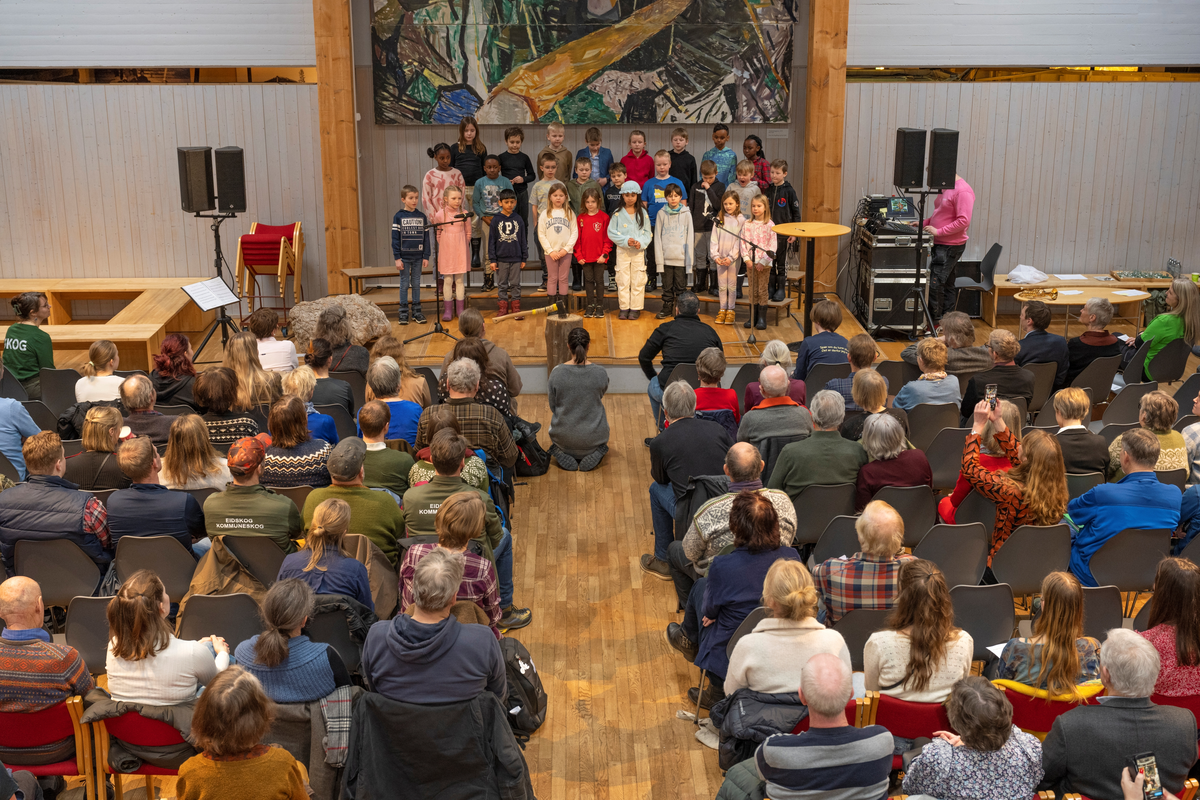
[422,143,465,297]
[740,195,775,331]
[431,186,471,321]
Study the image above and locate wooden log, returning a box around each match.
[545,313,585,377]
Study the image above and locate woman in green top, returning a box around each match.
[1128,278,1200,380]
[4,292,54,399]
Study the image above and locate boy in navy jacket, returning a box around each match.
[392,184,430,324]
[488,188,528,317]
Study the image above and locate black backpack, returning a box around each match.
[500,637,546,739]
[511,416,549,477]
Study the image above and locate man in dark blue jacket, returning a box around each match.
[391,185,430,325]
[1015,300,1070,391]
[107,436,206,558]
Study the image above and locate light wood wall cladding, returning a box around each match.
[0,83,327,306]
[839,81,1200,277]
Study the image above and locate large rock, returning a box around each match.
[288,295,390,350]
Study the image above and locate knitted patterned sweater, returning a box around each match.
[682,487,797,575]
[262,439,332,488]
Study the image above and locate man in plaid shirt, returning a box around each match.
[415,358,518,468]
[399,492,503,638]
[811,500,913,624]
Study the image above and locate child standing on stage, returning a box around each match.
[537,183,577,318]
[575,127,614,188]
[690,159,725,297]
[641,150,687,297]
[710,190,744,325]
[762,159,801,302]
[488,188,527,319]
[731,160,762,219]
[473,155,512,292]
[575,188,612,319]
[530,152,560,292]
[743,135,771,190]
[741,195,776,331]
[567,157,601,291]
[653,184,693,319]
[431,186,471,321]
[607,181,652,320]
[537,121,572,183]
[422,143,465,309]
[702,123,738,188]
[668,127,697,192]
[498,126,535,209]
[449,118,487,271]
[603,163,627,291]
[391,185,430,325]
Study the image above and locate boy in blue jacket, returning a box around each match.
[488,189,528,318]
[392,184,430,324]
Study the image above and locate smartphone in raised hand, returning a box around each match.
[1127,752,1165,800]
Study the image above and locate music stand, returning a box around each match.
[404,217,463,346]
[189,211,242,361]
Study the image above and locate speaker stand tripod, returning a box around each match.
[194,210,242,363]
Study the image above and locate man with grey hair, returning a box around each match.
[120,373,174,444]
[1066,296,1124,384]
[768,390,867,500]
[415,357,517,468]
[642,381,732,580]
[360,547,507,703]
[716,653,893,800]
[736,365,813,454]
[1042,628,1197,800]
[638,289,722,432]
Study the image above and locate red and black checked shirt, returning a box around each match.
[960,429,1028,563]
[83,496,111,549]
[752,157,771,190]
[811,551,916,624]
[398,543,502,638]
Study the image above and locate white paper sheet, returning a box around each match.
[182,277,239,311]
[987,643,1008,659]
[1113,289,1148,297]
[1057,290,1083,296]
[1055,274,1088,281]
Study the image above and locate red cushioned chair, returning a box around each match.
[790,697,867,733]
[94,710,191,800]
[993,680,1104,741]
[1062,778,1199,800]
[862,691,954,770]
[0,696,96,800]
[235,222,304,313]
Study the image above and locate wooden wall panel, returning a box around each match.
[838,82,1200,282]
[0,83,326,317]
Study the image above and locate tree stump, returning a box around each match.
[545,313,585,377]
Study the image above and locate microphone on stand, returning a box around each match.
[455,211,475,219]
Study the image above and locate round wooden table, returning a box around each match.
[773,222,852,336]
[1022,286,1151,335]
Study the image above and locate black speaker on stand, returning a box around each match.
[215,147,247,213]
[928,129,959,189]
[893,128,927,189]
[177,147,215,213]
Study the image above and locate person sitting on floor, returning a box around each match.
[235,579,352,703]
[812,500,914,624]
[414,358,518,469]
[998,571,1100,695]
[261,396,332,489]
[120,373,175,445]
[854,413,932,511]
[109,435,205,557]
[248,306,299,374]
[63,405,132,491]
[743,339,807,410]
[1139,557,1200,697]
[363,357,423,446]
[1108,390,1187,480]
[824,334,881,412]
[1015,300,1070,391]
[282,366,338,446]
[75,339,124,403]
[161,414,233,491]
[195,367,261,447]
[361,547,506,704]
[893,337,960,412]
[901,311,992,377]
[791,300,849,382]
[960,329,1036,421]
[1065,297,1124,385]
[278,497,373,610]
[838,369,909,442]
[547,327,610,472]
[358,400,416,497]
[1053,387,1110,477]
[736,365,812,455]
[638,290,723,431]
[767,390,867,500]
[203,436,301,555]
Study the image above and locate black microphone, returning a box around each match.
[455,211,475,219]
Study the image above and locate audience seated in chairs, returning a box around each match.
[4,292,53,401]
[399,492,503,637]
[692,346,739,423]
[278,497,373,610]
[1109,390,1188,480]
[195,367,261,448]
[63,405,132,490]
[203,436,300,555]
[812,500,915,625]
[1042,628,1199,799]
[361,547,506,703]
[743,339,807,411]
[939,398,1020,524]
[767,390,867,499]
[825,334,882,412]
[0,362,41,481]
[305,338,355,418]
[998,571,1100,694]
[854,413,931,511]
[901,677,1044,800]
[962,398,1068,563]
[901,311,992,377]
[715,653,892,800]
[234,579,352,703]
[1123,278,1200,382]
[415,358,518,469]
[105,570,230,704]
[864,560,972,706]
[1138,557,1200,696]
[641,381,732,581]
[672,492,801,709]
[1015,299,1070,391]
[436,308,523,407]
[175,666,309,800]
[960,329,1036,422]
[402,429,529,630]
[736,365,812,454]
[282,366,338,446]
[224,331,282,421]
[150,333,201,411]
[300,438,403,567]
[408,405,488,491]
[75,339,124,403]
[1069,427,1182,586]
[247,307,299,375]
[791,300,850,381]
[161,414,233,492]
[0,431,111,574]
[358,400,416,497]
[262,396,331,489]
[1066,297,1123,385]
[839,370,910,442]
[670,442,795,612]
[364,357,423,447]
[723,559,850,696]
[109,435,205,557]
[438,338,513,416]
[1182,392,1200,486]
[121,373,175,445]
[893,337,960,412]
[637,290,723,430]
[370,335,431,407]
[1053,387,1109,477]
[547,327,610,472]
[314,306,370,376]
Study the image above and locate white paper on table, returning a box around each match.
[1057,290,1084,296]
[987,643,1008,659]
[1113,289,1148,297]
[1055,274,1088,281]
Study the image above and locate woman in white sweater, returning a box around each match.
[105,570,230,705]
[725,559,851,695]
[864,559,973,704]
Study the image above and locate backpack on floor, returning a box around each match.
[500,637,547,739]
[512,416,550,478]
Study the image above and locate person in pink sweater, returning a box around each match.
[917,174,975,322]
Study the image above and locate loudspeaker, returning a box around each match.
[928,128,959,189]
[214,147,247,213]
[893,128,926,189]
[178,147,215,213]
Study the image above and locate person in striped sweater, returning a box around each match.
[261,396,332,489]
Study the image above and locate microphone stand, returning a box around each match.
[711,215,775,345]
[404,214,473,346]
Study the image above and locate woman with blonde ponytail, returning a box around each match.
[724,559,851,695]
[75,339,124,402]
[278,498,373,610]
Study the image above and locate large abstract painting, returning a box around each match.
[371,0,795,125]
